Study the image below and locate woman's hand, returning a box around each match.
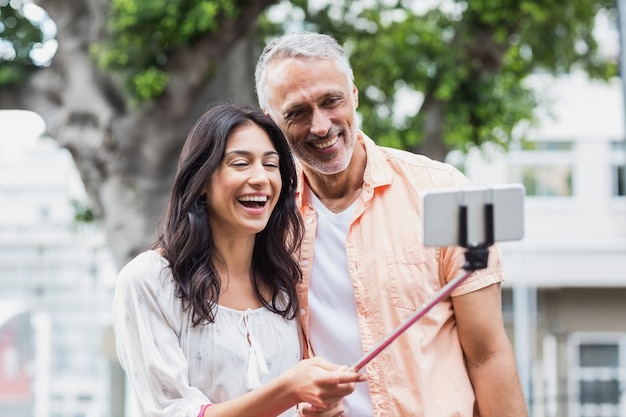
[284,357,365,411]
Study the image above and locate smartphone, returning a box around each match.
[421,183,525,247]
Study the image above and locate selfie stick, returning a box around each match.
[349,200,495,372]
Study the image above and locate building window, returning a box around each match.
[569,333,626,417]
[521,164,573,196]
[508,141,574,197]
[610,141,625,197]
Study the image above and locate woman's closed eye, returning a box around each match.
[231,160,250,167]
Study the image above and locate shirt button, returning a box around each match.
[300,309,306,316]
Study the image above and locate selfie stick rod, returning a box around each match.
[349,268,473,372]
[349,199,495,372]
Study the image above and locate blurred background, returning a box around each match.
[0,1,625,416]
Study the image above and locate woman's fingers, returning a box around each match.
[298,402,345,417]
[291,357,366,408]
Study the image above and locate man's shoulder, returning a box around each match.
[360,132,468,187]
[376,145,462,177]
[360,134,452,169]
[380,145,441,164]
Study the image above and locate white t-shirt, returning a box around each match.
[307,188,375,416]
[113,250,301,417]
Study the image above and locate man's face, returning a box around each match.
[266,57,359,176]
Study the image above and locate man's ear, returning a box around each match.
[352,84,359,108]
[262,108,275,120]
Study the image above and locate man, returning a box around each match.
[254,32,528,417]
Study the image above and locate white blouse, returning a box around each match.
[113,250,301,417]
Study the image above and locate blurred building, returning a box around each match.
[0,111,117,417]
[460,72,626,417]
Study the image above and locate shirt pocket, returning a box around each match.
[385,247,439,310]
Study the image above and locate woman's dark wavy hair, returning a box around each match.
[153,103,304,326]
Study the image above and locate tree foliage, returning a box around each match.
[0,0,46,85]
[91,0,241,102]
[0,0,272,102]
[0,0,618,265]
[0,0,275,266]
[271,0,618,159]
[3,0,619,158]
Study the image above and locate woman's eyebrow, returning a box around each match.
[224,149,279,157]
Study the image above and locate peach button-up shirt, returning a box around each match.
[295,132,503,417]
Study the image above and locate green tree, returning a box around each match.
[0,0,45,85]
[0,0,277,267]
[272,0,618,160]
[0,0,618,266]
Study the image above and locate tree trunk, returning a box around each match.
[0,0,275,268]
[412,93,450,162]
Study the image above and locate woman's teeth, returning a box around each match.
[238,195,268,208]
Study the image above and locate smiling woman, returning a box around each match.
[112,103,364,417]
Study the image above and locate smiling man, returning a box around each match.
[255,32,529,417]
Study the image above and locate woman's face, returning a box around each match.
[206,123,282,240]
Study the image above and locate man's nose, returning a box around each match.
[310,107,331,137]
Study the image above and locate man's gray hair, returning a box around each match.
[254,32,354,114]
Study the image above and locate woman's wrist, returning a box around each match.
[273,365,299,405]
[198,403,213,417]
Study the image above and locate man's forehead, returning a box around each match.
[268,62,345,102]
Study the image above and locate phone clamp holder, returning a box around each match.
[459,201,494,271]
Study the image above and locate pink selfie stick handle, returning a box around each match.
[350,269,474,372]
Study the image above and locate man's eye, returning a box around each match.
[324,96,342,107]
[285,110,303,121]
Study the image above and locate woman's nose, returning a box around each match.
[248,163,270,185]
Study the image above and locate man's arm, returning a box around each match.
[453,282,529,417]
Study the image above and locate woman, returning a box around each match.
[113,104,363,417]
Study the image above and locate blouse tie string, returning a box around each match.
[238,308,269,390]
